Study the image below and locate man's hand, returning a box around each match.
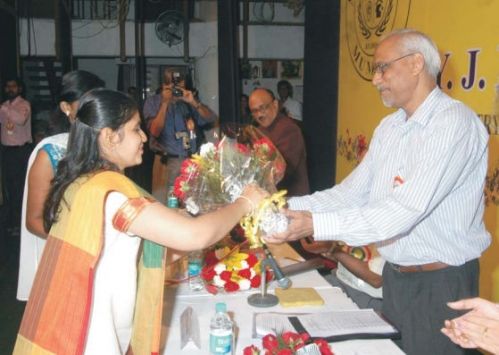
[263,209,314,244]
[179,88,197,106]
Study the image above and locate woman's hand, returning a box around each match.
[441,297,499,353]
[238,184,269,213]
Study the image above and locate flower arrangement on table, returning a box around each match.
[173,125,289,248]
[201,246,273,294]
[244,331,334,355]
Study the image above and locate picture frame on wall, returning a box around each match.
[280,60,302,79]
[262,60,278,78]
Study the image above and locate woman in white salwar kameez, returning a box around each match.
[16,71,104,301]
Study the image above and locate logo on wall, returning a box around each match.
[344,0,411,81]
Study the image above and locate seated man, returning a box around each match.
[301,240,384,312]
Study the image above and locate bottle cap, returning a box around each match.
[216,302,227,313]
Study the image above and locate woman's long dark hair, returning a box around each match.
[43,89,138,231]
[49,70,105,135]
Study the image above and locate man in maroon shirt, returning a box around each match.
[249,88,309,197]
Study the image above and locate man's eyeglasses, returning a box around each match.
[250,101,274,115]
[372,53,417,76]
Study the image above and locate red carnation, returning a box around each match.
[204,251,219,266]
[180,159,199,178]
[250,275,261,288]
[205,284,219,295]
[299,332,310,343]
[281,331,303,348]
[238,268,252,279]
[276,349,293,355]
[224,280,240,292]
[262,334,279,351]
[173,177,190,200]
[266,269,274,282]
[314,339,333,355]
[220,270,232,282]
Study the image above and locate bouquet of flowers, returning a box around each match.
[244,331,334,355]
[173,125,289,247]
[201,246,272,294]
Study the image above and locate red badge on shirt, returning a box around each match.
[393,175,405,187]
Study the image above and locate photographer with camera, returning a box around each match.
[144,67,217,203]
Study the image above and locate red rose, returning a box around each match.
[236,143,250,154]
[254,138,277,160]
[231,223,246,239]
[246,253,259,267]
[238,268,252,279]
[243,345,260,355]
[224,280,240,292]
[220,270,233,282]
[281,331,303,349]
[250,275,261,288]
[262,334,279,351]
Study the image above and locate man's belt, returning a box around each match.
[389,261,449,273]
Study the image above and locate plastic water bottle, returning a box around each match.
[167,187,178,208]
[188,250,204,291]
[209,302,233,355]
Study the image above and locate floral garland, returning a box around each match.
[201,247,272,294]
[244,332,334,355]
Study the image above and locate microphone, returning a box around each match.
[262,244,292,289]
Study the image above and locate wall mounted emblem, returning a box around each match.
[344,0,411,81]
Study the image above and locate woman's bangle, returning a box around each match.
[236,195,255,213]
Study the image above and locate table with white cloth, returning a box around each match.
[161,243,405,355]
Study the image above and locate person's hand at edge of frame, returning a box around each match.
[441,297,499,353]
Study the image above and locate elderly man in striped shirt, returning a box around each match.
[265,29,490,355]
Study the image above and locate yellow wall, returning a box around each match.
[337,0,499,300]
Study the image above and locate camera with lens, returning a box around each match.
[171,71,184,97]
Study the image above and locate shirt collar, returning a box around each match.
[6,96,22,105]
[406,87,442,127]
[388,87,441,132]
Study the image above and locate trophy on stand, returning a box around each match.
[247,244,291,307]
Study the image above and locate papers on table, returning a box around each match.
[254,309,399,341]
[253,312,297,337]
